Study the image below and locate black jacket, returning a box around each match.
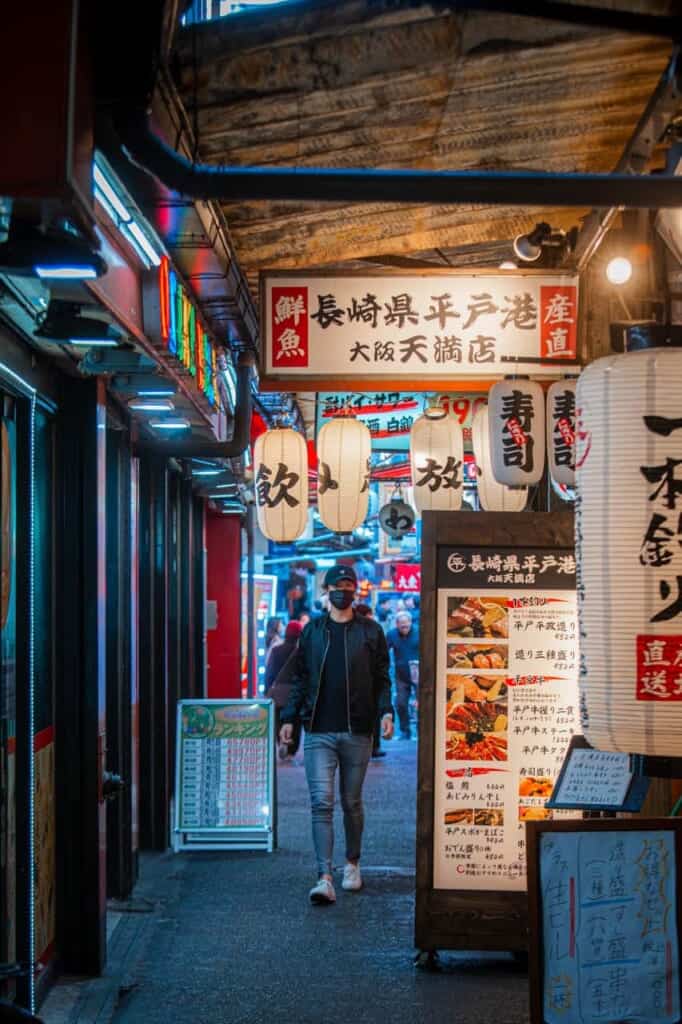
[281,613,393,733]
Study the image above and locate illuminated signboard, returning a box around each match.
[144,256,219,407]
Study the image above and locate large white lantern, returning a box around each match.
[576,346,682,756]
[316,417,371,532]
[472,406,527,512]
[488,379,546,486]
[409,407,464,513]
[547,379,577,487]
[253,427,308,542]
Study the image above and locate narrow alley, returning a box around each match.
[49,744,530,1024]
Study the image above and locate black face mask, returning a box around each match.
[329,589,354,611]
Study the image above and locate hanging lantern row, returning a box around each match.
[576,344,682,758]
[254,418,372,541]
[487,377,577,488]
[409,404,464,513]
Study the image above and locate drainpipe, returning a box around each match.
[132,350,255,457]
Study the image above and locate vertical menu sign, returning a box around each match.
[434,547,580,890]
[175,700,274,851]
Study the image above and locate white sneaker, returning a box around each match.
[342,862,363,891]
[309,878,336,905]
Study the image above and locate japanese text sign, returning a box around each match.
[262,272,580,386]
[394,564,421,591]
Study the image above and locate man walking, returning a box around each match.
[386,611,419,740]
[280,566,394,905]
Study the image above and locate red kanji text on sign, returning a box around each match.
[271,287,309,367]
[636,634,682,700]
[540,286,577,360]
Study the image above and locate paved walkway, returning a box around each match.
[68,741,530,1024]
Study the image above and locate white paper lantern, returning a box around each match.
[317,417,371,532]
[253,427,308,542]
[576,347,682,756]
[488,379,546,485]
[410,408,464,513]
[472,406,527,512]
[547,379,577,487]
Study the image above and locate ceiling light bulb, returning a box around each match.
[606,256,632,285]
[499,261,517,270]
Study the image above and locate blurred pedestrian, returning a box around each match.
[280,566,394,905]
[386,611,419,740]
[265,620,304,760]
[264,616,284,669]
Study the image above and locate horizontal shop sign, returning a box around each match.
[261,270,580,387]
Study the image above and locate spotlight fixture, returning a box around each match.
[512,223,578,266]
[605,256,633,285]
[512,222,552,263]
[0,223,107,279]
[35,299,122,347]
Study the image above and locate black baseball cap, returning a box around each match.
[323,565,358,588]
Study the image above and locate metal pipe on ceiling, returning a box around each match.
[115,104,682,209]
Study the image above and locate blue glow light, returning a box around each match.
[150,418,191,430]
[35,265,98,280]
[69,337,119,347]
[128,399,175,412]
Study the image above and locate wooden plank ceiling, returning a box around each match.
[173,1,674,300]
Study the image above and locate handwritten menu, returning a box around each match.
[540,830,680,1024]
[433,547,580,891]
[176,701,272,841]
[553,749,633,810]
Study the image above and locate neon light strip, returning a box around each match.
[159,257,170,344]
[168,269,178,355]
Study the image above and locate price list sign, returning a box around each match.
[174,700,275,852]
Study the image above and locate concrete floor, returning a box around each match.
[110,741,530,1024]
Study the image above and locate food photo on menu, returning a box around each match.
[447,595,508,639]
[445,675,508,762]
[446,643,508,670]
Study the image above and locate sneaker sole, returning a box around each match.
[341,882,363,891]
[310,892,336,904]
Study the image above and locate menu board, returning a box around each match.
[534,824,681,1024]
[433,546,580,891]
[174,700,274,851]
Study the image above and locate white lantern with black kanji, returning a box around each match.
[316,417,371,533]
[576,345,682,756]
[472,406,527,512]
[410,407,464,513]
[253,427,308,542]
[547,379,577,487]
[488,379,546,486]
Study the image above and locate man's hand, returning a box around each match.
[279,723,294,745]
[381,714,394,741]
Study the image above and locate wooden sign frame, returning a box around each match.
[415,509,575,955]
[526,817,682,1024]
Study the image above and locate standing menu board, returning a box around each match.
[174,700,275,852]
[416,511,577,954]
[527,819,682,1024]
[434,545,580,890]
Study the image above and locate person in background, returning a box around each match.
[386,610,419,740]
[265,620,304,760]
[375,594,392,625]
[264,616,284,669]
[280,566,394,905]
[310,599,325,620]
[299,609,311,628]
[404,593,420,628]
[355,603,386,760]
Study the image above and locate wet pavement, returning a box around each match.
[108,740,530,1024]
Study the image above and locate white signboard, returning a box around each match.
[262,272,579,385]
[540,829,680,1024]
[554,748,632,808]
[433,546,580,891]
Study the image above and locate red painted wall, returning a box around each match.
[206,513,242,698]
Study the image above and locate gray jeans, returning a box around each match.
[303,732,373,877]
